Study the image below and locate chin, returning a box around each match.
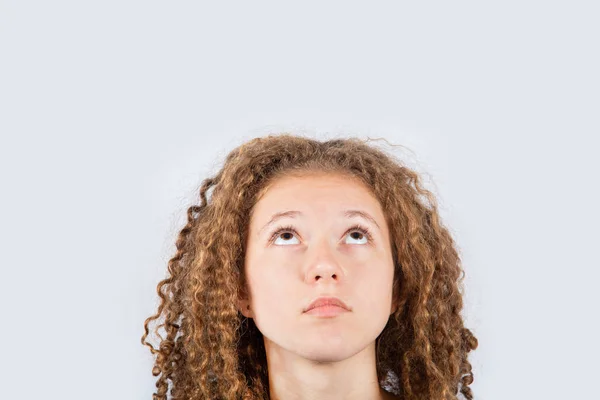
[298,347,355,364]
[296,338,366,362]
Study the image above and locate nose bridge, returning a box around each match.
[305,232,344,282]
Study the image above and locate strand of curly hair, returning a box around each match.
[141,134,478,399]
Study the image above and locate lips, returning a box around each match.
[304,296,351,313]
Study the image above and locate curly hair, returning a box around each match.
[141,133,478,400]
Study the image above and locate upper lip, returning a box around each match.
[304,296,351,312]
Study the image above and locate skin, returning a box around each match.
[238,172,400,400]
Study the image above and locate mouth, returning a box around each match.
[304,303,350,317]
[304,296,351,313]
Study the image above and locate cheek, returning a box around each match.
[357,266,394,309]
[248,266,296,316]
[250,278,298,336]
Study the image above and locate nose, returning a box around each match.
[305,238,344,283]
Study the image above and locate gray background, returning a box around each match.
[1,1,598,399]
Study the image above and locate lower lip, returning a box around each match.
[304,305,349,317]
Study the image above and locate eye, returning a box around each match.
[269,224,373,246]
[344,224,373,245]
[270,225,301,246]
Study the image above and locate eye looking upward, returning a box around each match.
[268,224,374,246]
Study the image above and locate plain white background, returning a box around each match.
[1,1,598,399]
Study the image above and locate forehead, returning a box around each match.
[263,171,370,194]
[251,172,382,217]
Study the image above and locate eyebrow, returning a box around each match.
[257,209,381,236]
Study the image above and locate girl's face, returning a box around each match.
[240,172,396,363]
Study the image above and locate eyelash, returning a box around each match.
[269,224,374,244]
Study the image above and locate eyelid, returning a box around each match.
[268,224,374,244]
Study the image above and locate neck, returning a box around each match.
[264,337,397,400]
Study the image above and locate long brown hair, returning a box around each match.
[141,134,478,399]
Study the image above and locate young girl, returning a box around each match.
[141,134,478,399]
